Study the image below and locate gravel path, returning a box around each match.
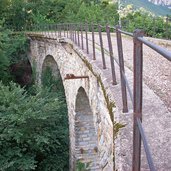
[87,33,171,111]
[37,31,171,170]
[82,33,171,170]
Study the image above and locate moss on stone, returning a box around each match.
[28,33,44,38]
[114,122,126,138]
[79,56,126,170]
[80,57,115,123]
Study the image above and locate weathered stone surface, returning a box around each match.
[28,33,171,171]
[28,37,114,171]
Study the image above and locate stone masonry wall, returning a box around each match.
[28,37,114,171]
[75,87,99,170]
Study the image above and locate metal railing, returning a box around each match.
[14,23,171,171]
[121,15,171,40]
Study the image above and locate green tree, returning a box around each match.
[0,21,29,84]
[0,23,13,84]
[0,82,69,170]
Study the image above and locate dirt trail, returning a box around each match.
[88,33,171,111]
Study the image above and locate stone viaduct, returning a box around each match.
[27,32,171,171]
[28,36,114,170]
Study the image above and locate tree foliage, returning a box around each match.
[0,82,69,170]
[0,29,69,168]
[0,21,29,84]
[0,3,70,169]
[0,0,119,29]
[120,5,171,39]
[122,0,171,16]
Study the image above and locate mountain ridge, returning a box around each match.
[149,0,171,6]
[123,0,171,16]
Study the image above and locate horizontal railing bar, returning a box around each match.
[108,52,133,103]
[113,57,133,106]
[138,37,171,61]
[116,28,134,37]
[81,35,133,106]
[121,69,133,105]
[137,118,156,171]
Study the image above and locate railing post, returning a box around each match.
[81,23,84,50]
[61,23,64,37]
[72,24,74,42]
[166,15,169,39]
[67,24,69,38]
[152,17,156,38]
[60,24,62,38]
[85,22,89,54]
[50,24,53,38]
[132,29,144,171]
[70,24,72,40]
[92,23,96,60]
[48,24,50,38]
[64,24,66,37]
[106,24,117,85]
[52,24,54,36]
[36,24,39,33]
[55,24,58,37]
[58,24,60,37]
[72,24,75,42]
[40,24,44,34]
[98,24,106,69]
[42,24,44,35]
[77,24,80,47]
[69,24,72,40]
[45,24,47,35]
[75,24,77,44]
[59,24,61,37]
[116,25,128,112]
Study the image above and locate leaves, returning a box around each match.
[121,6,171,39]
[0,82,69,170]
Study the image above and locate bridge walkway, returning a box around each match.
[29,31,171,171]
[83,32,171,171]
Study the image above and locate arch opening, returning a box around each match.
[41,55,69,169]
[10,59,33,88]
[41,55,63,91]
[75,87,99,170]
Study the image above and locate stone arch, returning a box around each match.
[41,54,70,168]
[41,55,63,90]
[75,87,100,170]
[42,55,60,79]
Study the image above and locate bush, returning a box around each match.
[120,5,171,39]
[0,82,69,170]
[0,22,29,85]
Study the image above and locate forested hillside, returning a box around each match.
[0,22,70,171]
[123,0,171,16]
[149,0,171,6]
[0,0,118,30]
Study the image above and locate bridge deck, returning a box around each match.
[83,33,171,171]
[28,31,171,171]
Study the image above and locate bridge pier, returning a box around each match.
[28,37,114,171]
